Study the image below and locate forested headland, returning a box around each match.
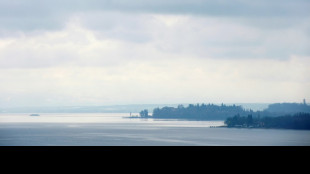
[148,103,251,120]
[140,102,309,119]
[225,112,310,130]
[138,101,310,130]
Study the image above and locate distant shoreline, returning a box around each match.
[0,103,270,113]
[124,116,225,121]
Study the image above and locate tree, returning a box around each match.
[139,109,149,117]
[247,115,253,126]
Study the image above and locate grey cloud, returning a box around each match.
[0,0,309,67]
[76,12,152,43]
[0,0,309,32]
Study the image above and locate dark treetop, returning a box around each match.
[225,112,310,130]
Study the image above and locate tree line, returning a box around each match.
[140,103,254,120]
[225,112,310,130]
[139,102,310,121]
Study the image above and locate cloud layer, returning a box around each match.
[0,1,309,106]
[1,55,309,107]
[1,0,309,32]
[0,12,309,69]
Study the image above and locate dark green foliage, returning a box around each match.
[225,112,310,130]
[247,115,253,125]
[139,109,149,117]
[139,102,310,121]
[152,103,248,120]
[225,114,251,127]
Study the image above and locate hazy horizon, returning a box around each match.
[0,1,309,107]
[0,102,296,113]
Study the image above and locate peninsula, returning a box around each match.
[138,101,310,130]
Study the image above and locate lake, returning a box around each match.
[0,113,309,146]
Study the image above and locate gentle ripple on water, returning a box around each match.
[0,113,309,146]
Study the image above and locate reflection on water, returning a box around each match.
[0,113,310,146]
[0,113,224,127]
[0,113,131,123]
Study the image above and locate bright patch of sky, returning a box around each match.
[0,0,309,107]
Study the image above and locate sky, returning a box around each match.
[0,0,309,107]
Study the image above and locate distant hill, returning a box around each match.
[263,102,310,115]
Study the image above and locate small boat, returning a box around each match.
[29,114,40,116]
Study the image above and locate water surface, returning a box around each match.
[0,113,309,146]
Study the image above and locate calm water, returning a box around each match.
[0,113,309,146]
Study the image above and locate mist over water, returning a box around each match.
[0,103,270,113]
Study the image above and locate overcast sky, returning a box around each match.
[0,0,309,107]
